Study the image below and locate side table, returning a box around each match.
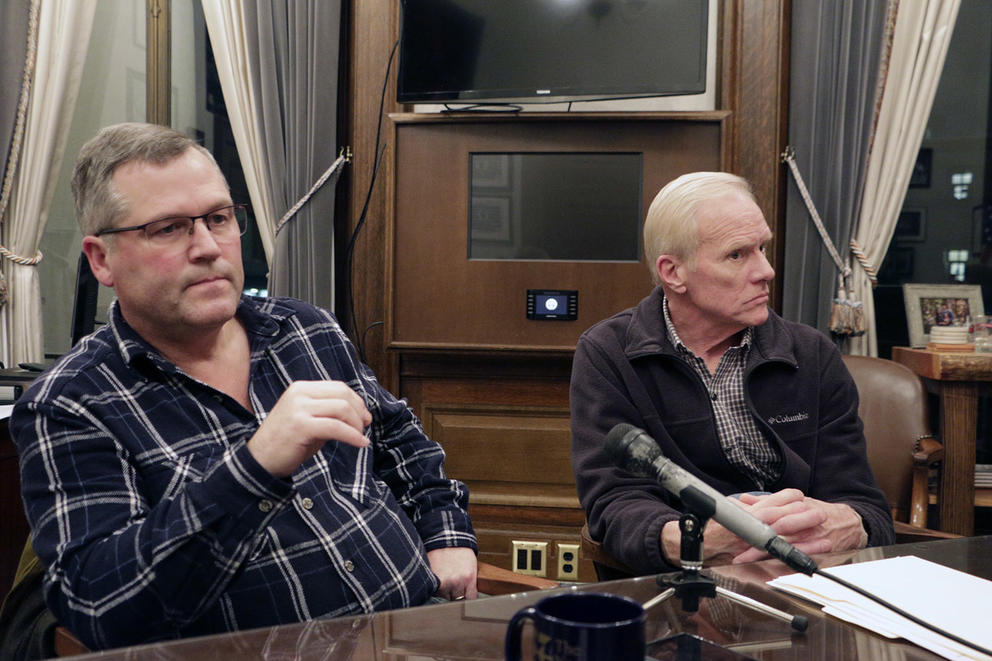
[891,347,992,535]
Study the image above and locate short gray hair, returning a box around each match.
[642,171,755,284]
[71,122,221,236]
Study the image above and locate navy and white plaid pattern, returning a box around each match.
[12,296,476,649]
[662,298,782,488]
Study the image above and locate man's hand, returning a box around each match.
[247,381,371,478]
[427,547,478,601]
[661,488,867,566]
[731,490,867,564]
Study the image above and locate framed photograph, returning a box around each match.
[909,148,932,188]
[471,154,510,188]
[902,283,984,347]
[470,195,511,242]
[893,208,926,242]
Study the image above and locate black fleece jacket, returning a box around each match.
[570,287,895,574]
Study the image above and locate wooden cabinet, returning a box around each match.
[386,114,726,581]
[399,353,595,580]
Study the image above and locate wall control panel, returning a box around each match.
[526,289,578,321]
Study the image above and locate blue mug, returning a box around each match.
[504,592,646,661]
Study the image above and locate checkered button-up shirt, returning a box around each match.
[662,298,783,488]
[12,296,475,650]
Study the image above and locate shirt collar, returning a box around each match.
[661,295,753,357]
[108,295,284,374]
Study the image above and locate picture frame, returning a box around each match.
[471,154,510,189]
[909,148,932,189]
[470,195,511,242]
[893,208,926,242]
[902,283,984,347]
[878,247,914,282]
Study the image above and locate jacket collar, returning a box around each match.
[622,286,799,369]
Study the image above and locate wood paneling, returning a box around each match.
[388,113,727,351]
[345,0,791,580]
[719,0,790,308]
[343,0,401,390]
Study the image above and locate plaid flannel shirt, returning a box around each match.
[12,296,476,650]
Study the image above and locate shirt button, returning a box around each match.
[301,497,314,510]
[258,499,274,513]
[710,392,718,400]
[344,560,355,572]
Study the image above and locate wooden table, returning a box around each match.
[61,536,992,660]
[891,347,992,535]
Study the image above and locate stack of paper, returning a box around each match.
[768,555,992,660]
[976,464,992,488]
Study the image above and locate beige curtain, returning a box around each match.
[847,0,961,356]
[200,2,277,261]
[201,1,343,308]
[0,0,96,367]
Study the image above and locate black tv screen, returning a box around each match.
[398,0,708,104]
[469,152,642,261]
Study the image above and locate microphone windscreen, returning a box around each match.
[604,424,660,475]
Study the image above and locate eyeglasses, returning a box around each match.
[96,204,248,247]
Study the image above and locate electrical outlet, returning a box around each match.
[511,540,548,577]
[557,543,580,581]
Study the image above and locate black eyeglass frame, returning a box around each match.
[94,204,249,238]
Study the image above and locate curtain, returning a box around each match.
[847,0,961,356]
[1,4,30,182]
[0,0,97,367]
[781,1,888,334]
[202,1,342,310]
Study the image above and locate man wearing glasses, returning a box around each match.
[10,123,477,651]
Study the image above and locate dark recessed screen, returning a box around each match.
[469,152,642,261]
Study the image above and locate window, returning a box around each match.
[39,1,266,355]
[875,0,991,357]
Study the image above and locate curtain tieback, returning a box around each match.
[781,146,867,337]
[0,246,43,266]
[274,147,352,235]
[848,240,877,286]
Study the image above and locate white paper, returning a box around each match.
[768,555,992,661]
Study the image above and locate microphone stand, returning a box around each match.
[644,513,809,632]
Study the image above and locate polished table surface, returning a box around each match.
[64,536,992,660]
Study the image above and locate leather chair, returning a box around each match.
[1,537,557,658]
[840,354,955,542]
[580,354,957,580]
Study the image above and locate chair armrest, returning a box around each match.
[477,561,558,596]
[892,520,962,543]
[580,523,635,578]
[54,626,88,657]
[910,435,944,528]
[912,435,943,464]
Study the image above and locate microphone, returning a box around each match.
[604,423,818,575]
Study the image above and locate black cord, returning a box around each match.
[440,103,522,113]
[815,568,992,657]
[361,321,384,357]
[345,38,397,363]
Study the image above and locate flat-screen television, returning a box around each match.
[397,0,708,104]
